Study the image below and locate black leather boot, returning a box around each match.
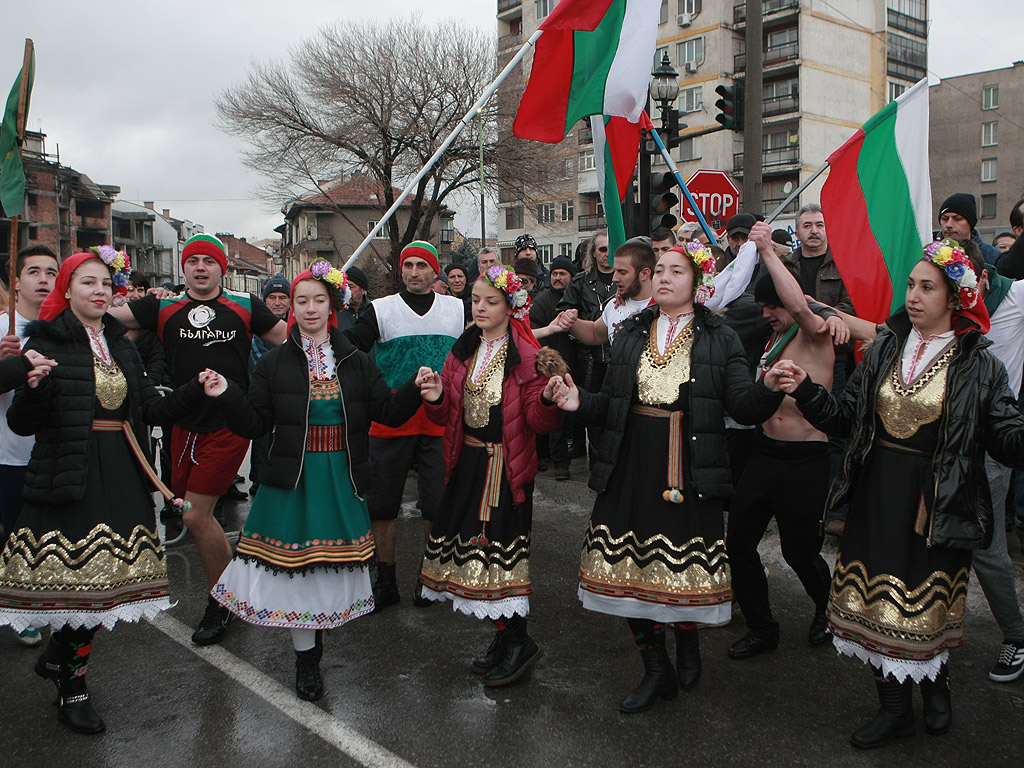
[55,631,105,735]
[850,671,914,749]
[620,643,678,714]
[471,628,507,675]
[34,633,62,688]
[808,608,831,647]
[295,631,325,701]
[920,664,952,735]
[483,616,543,687]
[674,627,701,690]
[371,562,400,613]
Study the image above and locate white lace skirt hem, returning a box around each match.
[833,636,948,682]
[0,596,173,633]
[421,587,529,620]
[579,587,732,625]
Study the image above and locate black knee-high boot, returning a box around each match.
[620,619,677,714]
[44,625,105,735]
[673,625,701,690]
[850,667,914,749]
[920,663,952,735]
[295,630,325,701]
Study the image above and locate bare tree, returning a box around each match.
[218,17,525,284]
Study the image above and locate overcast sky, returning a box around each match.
[2,0,1018,242]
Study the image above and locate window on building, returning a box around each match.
[505,205,524,230]
[886,32,926,80]
[982,121,999,147]
[981,194,997,219]
[561,157,574,178]
[538,202,556,223]
[559,242,574,257]
[888,81,907,102]
[653,45,669,69]
[659,0,668,24]
[983,85,999,110]
[367,220,387,239]
[981,158,997,183]
[536,0,556,19]
[887,0,925,17]
[886,0,926,36]
[763,78,798,115]
[538,244,554,264]
[501,247,515,262]
[678,136,702,162]
[561,200,575,221]
[678,0,701,14]
[680,85,703,113]
[676,37,704,69]
[579,148,596,171]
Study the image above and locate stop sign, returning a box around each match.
[679,169,740,236]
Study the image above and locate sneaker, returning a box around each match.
[989,641,1024,682]
[191,597,234,646]
[13,626,43,647]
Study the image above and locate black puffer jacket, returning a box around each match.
[0,354,31,393]
[216,325,422,494]
[8,311,205,506]
[576,304,784,499]
[792,309,1024,549]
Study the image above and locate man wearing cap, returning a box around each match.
[722,213,756,267]
[938,192,1001,268]
[513,234,549,291]
[514,257,540,296]
[247,274,292,495]
[337,265,372,330]
[345,240,464,609]
[112,233,286,645]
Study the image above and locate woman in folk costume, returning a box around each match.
[417,264,564,687]
[0,248,205,734]
[550,242,783,714]
[767,241,1024,748]
[204,262,424,701]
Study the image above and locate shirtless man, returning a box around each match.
[726,221,836,660]
[568,240,656,347]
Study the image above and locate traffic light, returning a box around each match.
[663,108,685,149]
[650,172,680,231]
[714,83,745,133]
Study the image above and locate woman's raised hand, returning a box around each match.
[199,368,228,397]
[24,349,57,389]
[416,366,443,403]
[546,373,580,412]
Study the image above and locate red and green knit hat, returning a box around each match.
[182,233,228,274]
[400,240,440,276]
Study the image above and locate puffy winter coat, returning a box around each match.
[0,354,31,393]
[792,308,1024,550]
[8,311,205,506]
[216,325,421,493]
[425,325,561,504]
[576,304,784,499]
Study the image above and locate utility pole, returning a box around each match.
[742,1,763,213]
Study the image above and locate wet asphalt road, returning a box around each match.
[2,459,1023,768]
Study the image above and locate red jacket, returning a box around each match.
[425,325,561,504]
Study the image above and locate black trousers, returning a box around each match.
[727,434,831,637]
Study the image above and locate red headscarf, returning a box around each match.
[286,270,339,335]
[39,252,103,322]
[953,300,991,336]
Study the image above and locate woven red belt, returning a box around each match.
[305,425,346,452]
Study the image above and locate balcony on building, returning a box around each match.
[498,31,523,52]
[578,213,607,232]
[497,0,521,17]
[733,145,800,174]
[763,91,798,117]
[733,0,799,26]
[734,39,799,74]
[578,125,593,145]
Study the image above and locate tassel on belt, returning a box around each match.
[629,405,686,504]
[463,434,504,545]
[305,425,346,452]
[93,419,183,506]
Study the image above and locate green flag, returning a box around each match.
[0,48,35,218]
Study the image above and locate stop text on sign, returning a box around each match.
[683,192,737,218]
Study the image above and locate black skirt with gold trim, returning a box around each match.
[0,402,169,631]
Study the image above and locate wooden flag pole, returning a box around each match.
[7,38,34,327]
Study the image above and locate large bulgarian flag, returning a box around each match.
[821,78,931,323]
[513,0,662,144]
[591,112,646,258]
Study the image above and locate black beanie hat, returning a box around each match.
[262,273,290,300]
[549,256,578,276]
[345,265,369,290]
[939,193,978,231]
[753,272,783,307]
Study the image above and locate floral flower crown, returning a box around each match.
[922,239,979,309]
[684,241,717,304]
[483,264,531,320]
[308,260,352,310]
[91,245,132,306]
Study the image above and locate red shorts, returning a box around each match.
[170,426,250,498]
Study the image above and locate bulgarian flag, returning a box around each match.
[513,0,662,144]
[591,112,646,258]
[821,79,931,323]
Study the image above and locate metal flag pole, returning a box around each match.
[7,39,34,326]
[341,29,544,272]
[763,160,829,224]
[645,124,718,245]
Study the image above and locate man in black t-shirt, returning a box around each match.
[112,233,285,645]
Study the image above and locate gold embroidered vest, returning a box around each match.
[94,358,127,410]
[876,344,955,440]
[636,320,694,406]
[463,343,507,429]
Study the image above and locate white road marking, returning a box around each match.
[149,613,417,768]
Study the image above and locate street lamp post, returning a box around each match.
[650,51,680,130]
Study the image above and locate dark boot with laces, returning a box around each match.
[295,631,325,702]
[483,616,542,687]
[471,628,507,675]
[191,595,234,646]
